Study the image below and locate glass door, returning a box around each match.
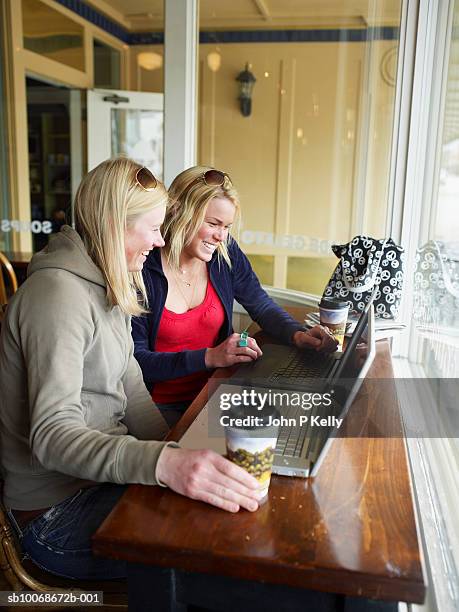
[26,77,84,252]
[87,89,163,178]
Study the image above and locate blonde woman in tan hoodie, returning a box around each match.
[0,158,260,581]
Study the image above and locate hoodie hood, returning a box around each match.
[28,225,106,288]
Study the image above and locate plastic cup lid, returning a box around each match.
[318,298,349,310]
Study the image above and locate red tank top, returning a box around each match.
[152,280,225,403]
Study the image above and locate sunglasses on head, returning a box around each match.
[188,169,232,189]
[203,169,232,186]
[135,166,158,191]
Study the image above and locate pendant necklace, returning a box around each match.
[172,265,200,310]
[177,262,199,287]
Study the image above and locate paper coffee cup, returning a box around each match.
[318,298,349,352]
[223,402,279,503]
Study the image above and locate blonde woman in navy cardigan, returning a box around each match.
[132,166,337,427]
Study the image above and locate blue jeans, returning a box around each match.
[8,484,127,580]
[156,400,191,428]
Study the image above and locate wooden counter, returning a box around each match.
[93,311,425,611]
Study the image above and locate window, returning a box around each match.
[21,0,85,72]
[413,2,459,380]
[0,12,10,252]
[397,2,459,608]
[198,1,403,295]
[26,78,74,252]
[94,39,121,89]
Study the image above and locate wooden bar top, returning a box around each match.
[93,319,426,604]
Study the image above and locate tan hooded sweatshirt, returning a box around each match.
[0,226,170,510]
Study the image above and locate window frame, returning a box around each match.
[389,0,459,609]
[0,2,11,252]
[3,0,128,253]
[391,0,455,362]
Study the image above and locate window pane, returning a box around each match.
[111,109,163,179]
[287,257,337,296]
[22,0,85,72]
[94,40,121,89]
[0,28,10,252]
[133,45,164,93]
[27,78,73,252]
[434,23,459,248]
[415,2,459,379]
[247,255,274,286]
[199,1,402,296]
[130,8,164,97]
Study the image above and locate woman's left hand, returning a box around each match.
[292,326,338,353]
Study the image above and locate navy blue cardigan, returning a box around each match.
[132,241,303,391]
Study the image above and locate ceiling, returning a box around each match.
[88,0,402,31]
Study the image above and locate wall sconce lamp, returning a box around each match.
[137,52,163,91]
[207,51,221,72]
[137,52,163,71]
[236,63,256,117]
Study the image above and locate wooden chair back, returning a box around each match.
[0,252,18,305]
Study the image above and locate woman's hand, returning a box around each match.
[156,447,261,512]
[205,333,262,368]
[293,326,338,353]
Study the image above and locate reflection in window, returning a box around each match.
[436,15,459,249]
[198,1,402,296]
[22,0,84,72]
[135,49,164,93]
[415,2,459,379]
[94,40,121,89]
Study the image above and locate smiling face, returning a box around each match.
[125,204,166,272]
[184,197,236,262]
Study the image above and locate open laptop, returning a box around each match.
[179,304,375,478]
[229,297,374,392]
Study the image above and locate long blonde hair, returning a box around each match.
[74,157,168,316]
[164,166,240,269]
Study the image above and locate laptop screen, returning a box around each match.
[307,304,375,476]
[321,304,374,428]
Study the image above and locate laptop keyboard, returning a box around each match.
[268,349,335,385]
[275,405,314,458]
[267,349,339,460]
[275,406,320,457]
[275,402,337,459]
